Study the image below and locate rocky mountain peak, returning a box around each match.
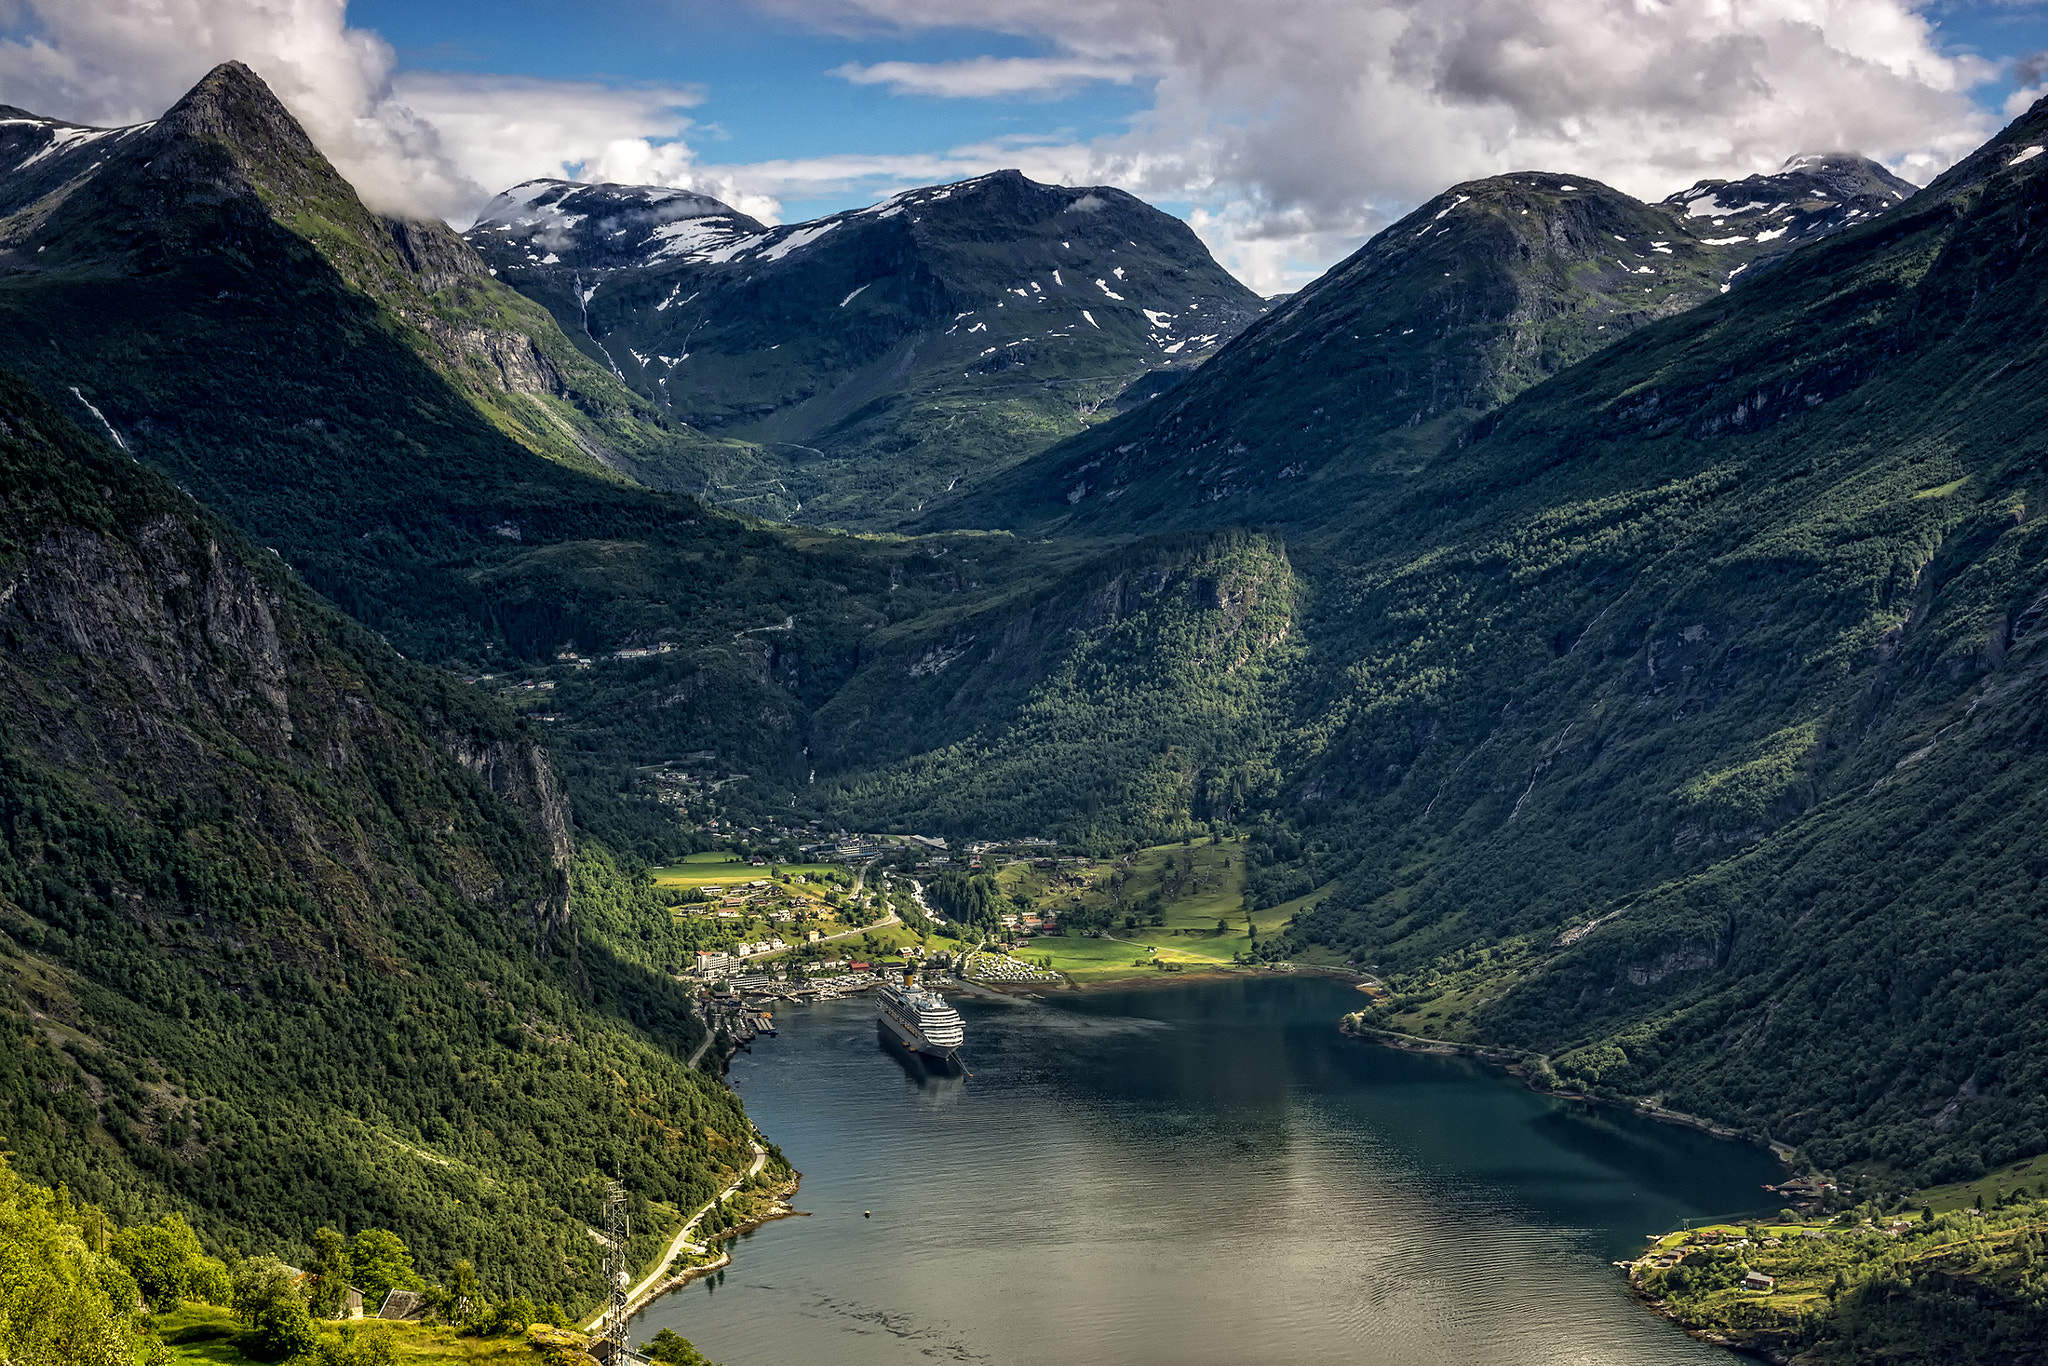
[1660,151,1916,256]
[469,178,767,273]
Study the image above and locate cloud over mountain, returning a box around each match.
[787,0,1995,284]
[0,0,2002,288]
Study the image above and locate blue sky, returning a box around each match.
[11,0,2048,288]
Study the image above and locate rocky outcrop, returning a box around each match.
[0,379,575,958]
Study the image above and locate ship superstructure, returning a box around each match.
[877,974,965,1060]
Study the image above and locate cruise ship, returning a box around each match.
[877,974,965,1062]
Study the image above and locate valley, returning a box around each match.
[5,46,2048,1366]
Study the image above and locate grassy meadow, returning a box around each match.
[990,839,1337,984]
[157,1305,565,1366]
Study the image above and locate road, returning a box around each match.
[584,1140,768,1331]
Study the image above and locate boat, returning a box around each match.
[877,972,964,1061]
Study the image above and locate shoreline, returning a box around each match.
[1339,1018,1797,1167]
[971,962,1363,997]
[615,1175,805,1325]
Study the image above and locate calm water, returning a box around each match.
[635,976,1779,1366]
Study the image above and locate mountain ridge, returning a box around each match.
[931,152,1917,536]
[468,168,1271,525]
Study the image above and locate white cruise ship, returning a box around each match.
[877,975,965,1061]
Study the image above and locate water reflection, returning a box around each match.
[636,976,1775,1366]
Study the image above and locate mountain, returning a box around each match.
[1175,99,2048,1185]
[0,66,952,791]
[0,64,756,496]
[0,365,760,1307]
[935,154,1914,535]
[0,63,1284,856]
[467,170,1271,526]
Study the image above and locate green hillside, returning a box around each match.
[0,369,755,1310]
[1248,97,2048,1184]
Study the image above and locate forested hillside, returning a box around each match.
[0,369,754,1308]
[820,531,1301,843]
[1236,97,2048,1184]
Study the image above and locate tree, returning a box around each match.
[644,1328,716,1366]
[251,1298,319,1362]
[232,1256,302,1327]
[111,1214,226,1311]
[309,1226,352,1319]
[349,1229,423,1309]
[450,1258,480,1323]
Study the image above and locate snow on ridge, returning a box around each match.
[17,124,125,169]
[756,219,840,263]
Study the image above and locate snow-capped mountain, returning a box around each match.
[939,155,1919,533]
[466,169,1269,526]
[1661,152,1918,274]
[469,179,769,272]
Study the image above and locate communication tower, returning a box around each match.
[599,1180,632,1359]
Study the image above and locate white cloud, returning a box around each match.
[765,0,2000,289]
[0,0,737,223]
[829,55,1140,98]
[0,0,2009,290]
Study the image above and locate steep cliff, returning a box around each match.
[0,368,753,1304]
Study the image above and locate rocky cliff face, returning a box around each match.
[0,369,574,952]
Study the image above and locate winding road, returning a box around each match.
[583,1140,768,1332]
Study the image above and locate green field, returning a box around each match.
[157,1305,561,1366]
[991,840,1337,984]
[651,860,842,888]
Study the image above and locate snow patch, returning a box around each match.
[1082,309,1099,328]
[756,219,839,262]
[1432,194,1470,220]
[18,123,124,169]
[839,283,871,307]
[2009,145,2045,167]
[1687,196,1770,218]
[1095,279,1126,301]
[1142,308,1175,329]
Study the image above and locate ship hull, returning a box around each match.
[878,1009,955,1057]
[877,1018,964,1073]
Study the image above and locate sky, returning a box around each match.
[7,0,2048,291]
